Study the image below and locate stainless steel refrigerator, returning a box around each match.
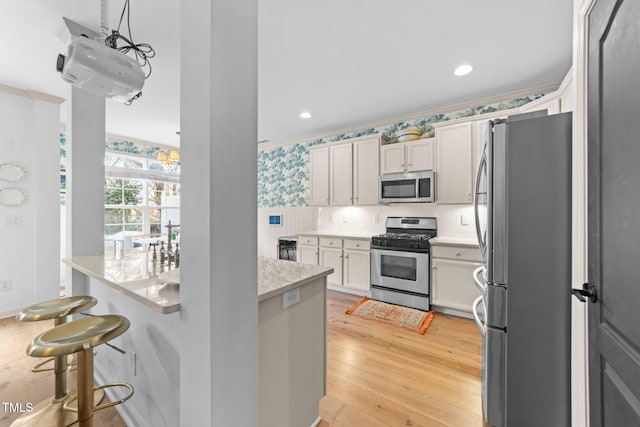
[472,111,572,426]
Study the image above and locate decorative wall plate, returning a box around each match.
[0,163,27,182]
[0,187,26,206]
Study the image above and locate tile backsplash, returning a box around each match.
[317,205,477,239]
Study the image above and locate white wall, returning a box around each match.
[0,87,62,317]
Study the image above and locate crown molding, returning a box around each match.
[0,84,65,104]
[259,82,561,151]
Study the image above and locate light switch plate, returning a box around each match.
[282,287,300,309]
[5,215,23,227]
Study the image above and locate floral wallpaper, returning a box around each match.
[257,94,545,208]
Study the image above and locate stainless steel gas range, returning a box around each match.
[370,217,437,311]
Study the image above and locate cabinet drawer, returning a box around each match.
[431,245,482,262]
[298,236,319,246]
[343,239,370,251]
[319,237,343,248]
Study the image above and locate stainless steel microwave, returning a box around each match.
[379,171,435,203]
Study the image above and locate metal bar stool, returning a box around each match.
[12,296,101,426]
[21,315,134,427]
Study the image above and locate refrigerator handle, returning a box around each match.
[474,145,488,258]
[472,296,487,335]
[473,265,487,292]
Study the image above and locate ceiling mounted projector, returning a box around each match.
[56,37,145,102]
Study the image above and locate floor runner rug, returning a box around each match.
[345,296,435,335]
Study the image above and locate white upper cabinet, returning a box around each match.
[330,144,353,205]
[309,146,329,206]
[435,122,473,204]
[309,134,385,206]
[353,137,380,205]
[406,138,434,172]
[380,138,434,175]
[380,143,405,174]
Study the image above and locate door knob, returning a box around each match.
[571,283,597,303]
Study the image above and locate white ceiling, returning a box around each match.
[0,1,574,148]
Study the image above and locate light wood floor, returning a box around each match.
[319,291,487,427]
[2,291,485,427]
[0,316,125,426]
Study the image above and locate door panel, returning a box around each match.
[588,0,640,424]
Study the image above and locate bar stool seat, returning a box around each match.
[28,315,130,357]
[24,315,134,427]
[11,296,103,427]
[17,296,97,323]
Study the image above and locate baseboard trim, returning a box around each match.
[431,305,473,320]
[0,308,20,320]
[94,364,145,427]
[326,285,368,298]
[311,416,322,427]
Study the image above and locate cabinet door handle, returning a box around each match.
[344,254,349,259]
[355,243,360,247]
[432,265,437,269]
[329,242,333,245]
[408,163,413,167]
[455,252,461,256]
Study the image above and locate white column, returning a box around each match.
[66,87,105,296]
[180,0,258,425]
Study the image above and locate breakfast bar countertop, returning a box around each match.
[64,252,334,312]
[63,250,180,314]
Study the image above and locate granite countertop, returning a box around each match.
[296,230,377,239]
[64,252,334,311]
[429,236,480,247]
[63,250,180,314]
[258,257,333,302]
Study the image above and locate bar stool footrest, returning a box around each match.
[63,383,134,413]
[31,355,79,373]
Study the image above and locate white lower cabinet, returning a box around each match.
[299,235,371,295]
[430,243,482,318]
[343,249,370,293]
[299,244,319,265]
[319,246,343,287]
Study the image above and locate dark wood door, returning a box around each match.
[588,0,640,425]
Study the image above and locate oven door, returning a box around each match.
[370,248,429,294]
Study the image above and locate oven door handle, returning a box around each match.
[473,265,487,292]
[472,295,487,336]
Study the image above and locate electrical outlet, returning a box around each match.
[282,288,300,309]
[127,351,137,376]
[0,279,12,292]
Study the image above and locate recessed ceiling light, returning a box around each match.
[300,111,311,119]
[454,64,473,76]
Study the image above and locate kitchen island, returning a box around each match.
[64,252,333,427]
